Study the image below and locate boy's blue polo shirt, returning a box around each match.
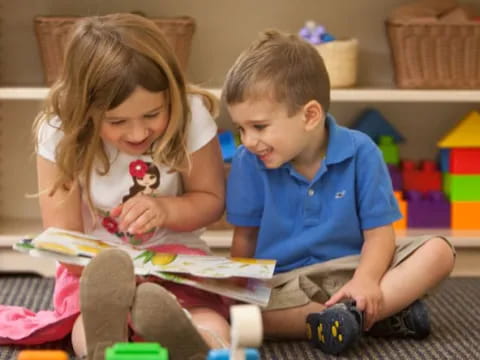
[226,114,402,273]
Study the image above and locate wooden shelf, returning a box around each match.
[1,87,480,102]
[1,217,479,249]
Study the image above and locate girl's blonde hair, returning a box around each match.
[34,13,217,211]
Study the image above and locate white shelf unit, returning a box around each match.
[2,87,480,103]
[1,0,480,276]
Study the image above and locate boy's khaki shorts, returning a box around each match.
[264,235,454,311]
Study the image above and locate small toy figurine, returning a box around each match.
[299,20,335,44]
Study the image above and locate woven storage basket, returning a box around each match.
[386,20,480,88]
[315,38,359,88]
[34,16,195,85]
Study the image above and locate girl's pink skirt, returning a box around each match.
[0,244,230,345]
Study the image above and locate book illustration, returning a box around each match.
[14,227,277,306]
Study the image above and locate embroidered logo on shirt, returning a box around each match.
[335,190,346,199]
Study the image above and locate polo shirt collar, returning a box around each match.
[253,113,355,171]
[323,113,355,165]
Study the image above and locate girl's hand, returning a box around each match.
[325,276,384,331]
[111,195,168,234]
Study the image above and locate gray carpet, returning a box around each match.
[1,275,479,359]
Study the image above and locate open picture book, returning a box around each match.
[14,227,276,307]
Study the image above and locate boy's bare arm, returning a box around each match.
[354,224,396,283]
[231,226,259,258]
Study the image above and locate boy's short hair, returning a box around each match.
[223,30,330,116]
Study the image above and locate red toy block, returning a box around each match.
[450,148,480,174]
[401,160,442,193]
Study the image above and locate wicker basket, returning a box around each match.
[315,38,359,88]
[386,20,480,88]
[34,16,196,85]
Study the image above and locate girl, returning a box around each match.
[0,13,230,360]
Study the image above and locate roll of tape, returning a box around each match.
[230,304,263,348]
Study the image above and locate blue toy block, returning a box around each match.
[439,149,450,173]
[105,343,168,360]
[352,109,405,143]
[218,131,237,162]
[207,348,260,360]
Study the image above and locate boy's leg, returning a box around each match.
[263,301,362,355]
[262,301,326,339]
[376,236,454,321]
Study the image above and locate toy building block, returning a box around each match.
[393,191,407,230]
[352,109,405,143]
[439,149,450,173]
[207,305,262,360]
[448,174,480,201]
[17,350,68,360]
[105,343,168,360]
[378,136,400,165]
[405,190,451,228]
[207,349,260,360]
[450,148,480,174]
[451,201,480,230]
[443,172,451,197]
[388,164,403,190]
[218,131,237,162]
[401,160,442,193]
[438,111,480,148]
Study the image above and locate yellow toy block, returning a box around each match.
[393,191,407,230]
[451,202,480,230]
[438,111,480,148]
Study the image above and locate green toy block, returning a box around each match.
[105,343,168,360]
[449,174,480,201]
[378,135,399,165]
[443,172,451,197]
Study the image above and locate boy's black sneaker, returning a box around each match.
[306,301,363,355]
[367,299,430,340]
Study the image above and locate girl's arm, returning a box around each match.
[37,155,84,231]
[37,155,84,276]
[158,136,225,232]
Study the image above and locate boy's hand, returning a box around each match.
[325,277,384,330]
[111,195,169,234]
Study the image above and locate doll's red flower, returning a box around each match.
[129,160,148,178]
[102,216,119,234]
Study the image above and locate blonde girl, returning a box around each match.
[0,13,230,360]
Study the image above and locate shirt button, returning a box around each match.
[308,189,315,196]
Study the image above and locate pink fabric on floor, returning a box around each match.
[0,243,229,345]
[0,265,80,345]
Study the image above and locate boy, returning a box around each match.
[223,30,455,355]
